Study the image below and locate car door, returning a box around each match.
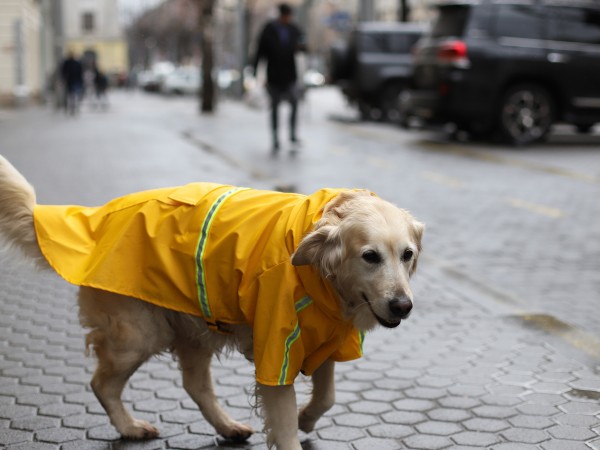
[543,5,600,119]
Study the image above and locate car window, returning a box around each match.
[494,5,543,40]
[431,5,470,38]
[546,7,600,45]
[359,34,387,53]
[388,33,421,53]
[359,33,420,54]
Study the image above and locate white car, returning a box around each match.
[162,67,201,95]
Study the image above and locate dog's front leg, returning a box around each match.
[257,383,302,450]
[298,359,335,433]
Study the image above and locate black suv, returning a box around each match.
[404,0,600,144]
[329,22,426,122]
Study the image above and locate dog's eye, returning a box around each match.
[402,249,414,262]
[362,250,382,264]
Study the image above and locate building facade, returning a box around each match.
[0,0,43,105]
[61,0,128,76]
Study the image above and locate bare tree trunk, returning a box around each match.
[198,0,216,113]
[399,0,410,22]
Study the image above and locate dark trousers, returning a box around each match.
[267,83,299,144]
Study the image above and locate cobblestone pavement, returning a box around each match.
[1,90,599,449]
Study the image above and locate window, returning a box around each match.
[494,5,543,40]
[432,6,471,38]
[546,7,600,45]
[359,32,421,54]
[82,12,95,33]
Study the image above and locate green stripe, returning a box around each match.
[359,330,366,353]
[195,187,245,318]
[295,295,312,313]
[277,296,313,385]
[279,323,301,385]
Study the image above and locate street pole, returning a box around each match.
[234,0,245,98]
[358,0,375,22]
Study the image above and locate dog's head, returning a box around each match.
[292,190,424,331]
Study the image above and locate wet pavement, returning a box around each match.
[0,88,599,449]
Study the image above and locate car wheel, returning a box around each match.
[380,83,404,123]
[576,124,593,134]
[499,84,554,146]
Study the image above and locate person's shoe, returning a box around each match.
[271,140,280,156]
[290,136,301,146]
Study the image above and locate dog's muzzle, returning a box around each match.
[363,294,412,329]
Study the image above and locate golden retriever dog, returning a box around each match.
[0,155,423,450]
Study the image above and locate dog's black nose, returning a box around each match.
[388,297,412,318]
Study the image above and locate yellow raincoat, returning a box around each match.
[34,183,365,386]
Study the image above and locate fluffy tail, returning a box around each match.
[0,155,46,265]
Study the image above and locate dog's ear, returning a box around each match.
[291,224,342,278]
[292,191,365,272]
[410,220,425,276]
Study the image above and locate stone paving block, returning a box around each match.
[10,443,58,450]
[559,401,600,415]
[472,405,518,419]
[333,413,379,428]
[367,423,414,439]
[501,427,550,444]
[403,434,452,449]
[317,425,365,442]
[415,420,462,436]
[492,444,539,450]
[0,404,37,419]
[508,414,554,429]
[463,417,510,432]
[554,413,600,427]
[517,403,560,416]
[547,424,598,440]
[540,440,592,450]
[11,416,59,431]
[452,430,501,446]
[381,410,427,425]
[35,427,83,443]
[0,429,31,446]
[352,436,403,450]
[392,398,435,412]
[62,413,109,429]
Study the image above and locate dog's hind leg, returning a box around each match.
[80,288,171,439]
[89,333,160,439]
[175,344,254,441]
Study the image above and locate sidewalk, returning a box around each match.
[1,91,599,449]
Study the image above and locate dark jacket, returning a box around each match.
[254,20,305,87]
[61,57,83,88]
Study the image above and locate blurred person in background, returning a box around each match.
[253,3,306,154]
[94,66,109,110]
[61,51,84,116]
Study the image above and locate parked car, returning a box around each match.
[162,66,201,95]
[329,22,427,122]
[138,62,175,92]
[403,0,600,145]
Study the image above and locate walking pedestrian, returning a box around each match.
[253,3,306,154]
[61,51,84,115]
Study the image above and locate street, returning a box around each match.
[1,87,599,449]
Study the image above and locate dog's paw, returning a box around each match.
[298,409,317,433]
[220,421,254,442]
[121,419,160,439]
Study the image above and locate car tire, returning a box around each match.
[379,83,404,123]
[576,124,594,134]
[498,83,554,146]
